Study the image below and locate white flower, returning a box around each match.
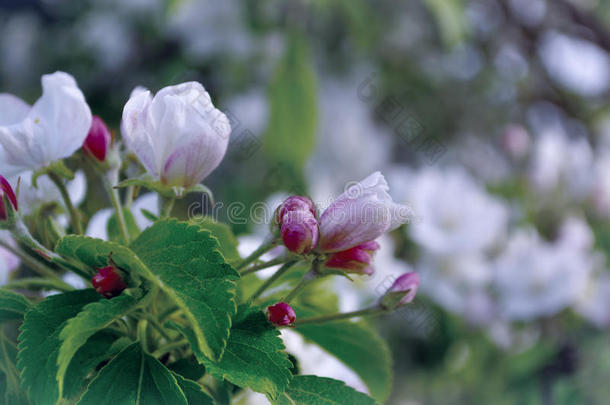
[122,82,231,188]
[529,129,594,200]
[494,226,594,321]
[418,252,494,325]
[406,167,509,255]
[0,72,92,176]
[575,272,610,328]
[318,172,413,253]
[9,171,87,217]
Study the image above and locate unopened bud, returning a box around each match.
[0,175,18,222]
[280,210,319,254]
[91,265,126,298]
[380,272,419,309]
[324,240,379,275]
[83,115,112,161]
[276,196,316,223]
[267,302,296,326]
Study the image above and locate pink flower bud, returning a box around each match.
[267,302,296,326]
[324,240,380,275]
[318,172,412,253]
[0,175,18,221]
[91,266,126,298]
[281,210,319,254]
[277,196,316,223]
[83,115,112,161]
[381,272,419,309]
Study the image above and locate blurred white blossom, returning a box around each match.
[406,167,509,255]
[494,221,595,321]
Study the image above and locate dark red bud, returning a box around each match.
[0,175,18,221]
[280,210,319,254]
[91,266,126,298]
[83,116,112,161]
[267,302,296,326]
[324,240,380,275]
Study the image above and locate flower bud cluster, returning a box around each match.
[276,196,319,255]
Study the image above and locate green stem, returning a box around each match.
[282,270,316,303]
[240,256,289,276]
[47,171,82,234]
[102,174,130,244]
[247,261,298,303]
[124,185,135,208]
[0,239,68,286]
[3,277,74,292]
[235,238,277,271]
[144,314,173,342]
[151,340,188,358]
[293,306,388,326]
[137,319,149,352]
[12,220,93,278]
[161,196,176,218]
[159,306,180,323]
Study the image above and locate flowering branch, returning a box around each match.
[247,260,299,303]
[239,256,289,276]
[235,237,278,271]
[292,306,389,327]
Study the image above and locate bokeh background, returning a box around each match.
[2,0,610,404]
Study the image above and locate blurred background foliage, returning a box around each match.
[2,0,610,404]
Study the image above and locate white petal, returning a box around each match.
[132,193,159,231]
[122,88,158,177]
[86,208,113,240]
[0,93,30,125]
[0,72,91,172]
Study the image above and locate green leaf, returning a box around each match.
[78,342,187,405]
[171,372,215,405]
[167,357,206,381]
[0,289,31,323]
[273,375,378,405]
[292,305,392,403]
[189,217,241,264]
[56,235,149,284]
[17,289,100,405]
[169,305,293,400]
[57,292,141,398]
[424,0,467,47]
[264,33,317,180]
[130,219,239,361]
[63,330,127,400]
[0,331,28,405]
[107,208,141,244]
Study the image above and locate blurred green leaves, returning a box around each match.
[263,33,317,191]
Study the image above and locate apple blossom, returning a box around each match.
[318,172,412,253]
[0,72,92,176]
[121,82,231,188]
